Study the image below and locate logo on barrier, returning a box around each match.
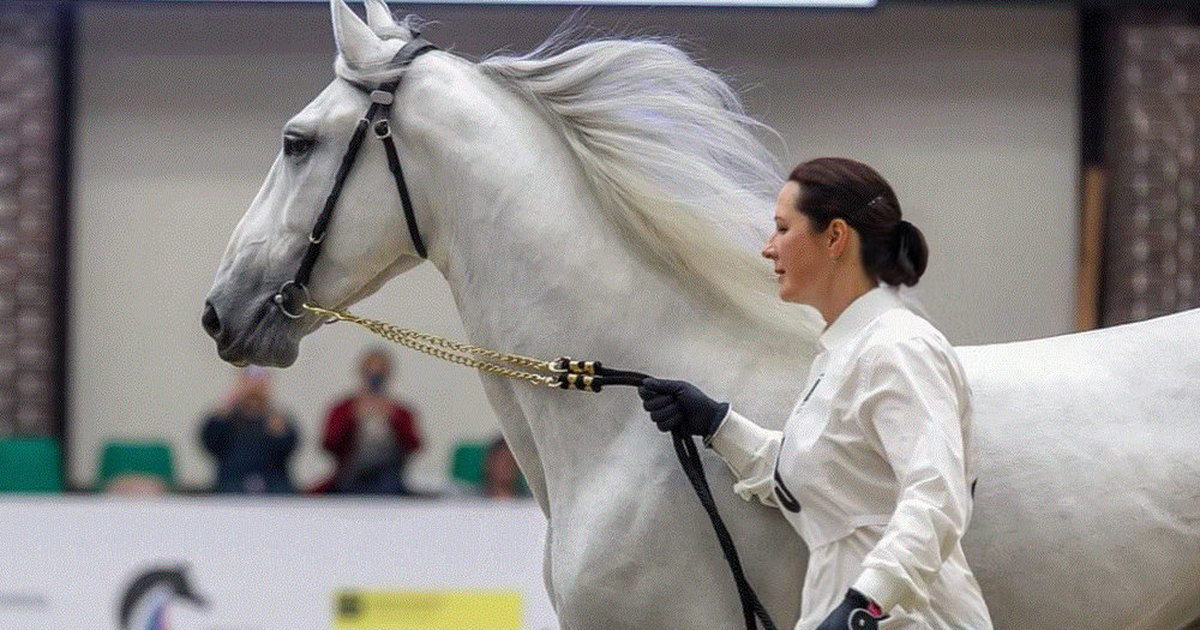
[118,565,208,630]
[334,589,523,630]
[0,591,48,611]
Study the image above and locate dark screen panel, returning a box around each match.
[0,2,69,438]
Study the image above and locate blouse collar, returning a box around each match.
[819,285,905,351]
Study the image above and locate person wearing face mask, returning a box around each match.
[638,158,991,629]
[200,366,298,494]
[320,347,423,495]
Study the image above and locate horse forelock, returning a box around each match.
[478,35,821,350]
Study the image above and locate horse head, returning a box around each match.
[204,0,820,370]
[203,0,434,366]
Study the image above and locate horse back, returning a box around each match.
[954,308,1200,629]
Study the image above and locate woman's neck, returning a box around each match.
[817,271,876,327]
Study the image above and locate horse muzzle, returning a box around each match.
[201,293,303,367]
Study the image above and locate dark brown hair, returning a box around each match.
[788,157,928,287]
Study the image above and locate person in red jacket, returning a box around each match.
[321,347,422,495]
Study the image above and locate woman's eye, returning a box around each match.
[283,134,314,157]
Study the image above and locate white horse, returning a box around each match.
[202,2,1200,628]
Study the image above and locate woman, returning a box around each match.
[639,158,992,629]
[200,366,298,494]
[320,347,422,495]
[481,436,531,499]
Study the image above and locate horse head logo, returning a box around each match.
[118,565,208,630]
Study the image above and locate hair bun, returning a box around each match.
[896,220,916,256]
[881,219,928,287]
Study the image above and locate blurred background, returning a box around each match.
[0,0,1196,627]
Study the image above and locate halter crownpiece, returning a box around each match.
[370,89,394,105]
[273,36,437,319]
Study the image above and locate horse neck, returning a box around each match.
[400,56,730,363]
[400,56,801,471]
[437,199,714,366]
[436,192,762,464]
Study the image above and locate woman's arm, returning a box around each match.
[391,405,422,454]
[322,402,355,456]
[849,337,973,613]
[707,411,783,508]
[638,378,782,508]
[200,414,228,456]
[266,413,299,457]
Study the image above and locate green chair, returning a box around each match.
[0,436,63,493]
[450,440,489,489]
[98,440,175,490]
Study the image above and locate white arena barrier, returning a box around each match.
[0,496,556,630]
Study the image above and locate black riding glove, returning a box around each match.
[637,378,729,437]
[815,589,886,630]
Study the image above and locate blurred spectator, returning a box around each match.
[200,367,298,494]
[319,347,422,495]
[482,436,529,499]
[106,475,168,496]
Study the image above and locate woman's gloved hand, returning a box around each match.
[637,378,729,437]
[815,589,886,630]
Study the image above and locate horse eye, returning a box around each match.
[283,134,314,157]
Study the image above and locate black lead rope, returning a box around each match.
[672,429,779,630]
[561,363,778,630]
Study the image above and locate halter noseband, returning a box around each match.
[274,36,437,319]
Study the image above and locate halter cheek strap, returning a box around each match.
[274,37,437,319]
[374,106,427,259]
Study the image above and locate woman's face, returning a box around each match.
[762,181,833,305]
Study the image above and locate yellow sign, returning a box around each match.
[334,589,523,630]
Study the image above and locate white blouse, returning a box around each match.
[709,287,992,629]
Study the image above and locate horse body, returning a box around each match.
[959,311,1200,629]
[405,51,1200,629]
[203,2,1200,627]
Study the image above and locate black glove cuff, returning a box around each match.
[706,402,730,437]
[845,588,870,608]
[847,588,886,620]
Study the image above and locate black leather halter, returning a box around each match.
[274,36,438,319]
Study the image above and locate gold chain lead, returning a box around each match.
[302,303,562,387]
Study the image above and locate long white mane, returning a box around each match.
[480,38,823,344]
[339,24,822,351]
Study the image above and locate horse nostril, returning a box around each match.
[201,301,222,339]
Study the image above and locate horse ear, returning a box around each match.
[331,0,383,67]
[363,0,401,36]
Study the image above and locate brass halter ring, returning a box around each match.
[273,280,311,319]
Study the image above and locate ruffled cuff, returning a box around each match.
[851,567,908,614]
[705,409,777,479]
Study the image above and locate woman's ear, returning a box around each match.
[827,218,851,261]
